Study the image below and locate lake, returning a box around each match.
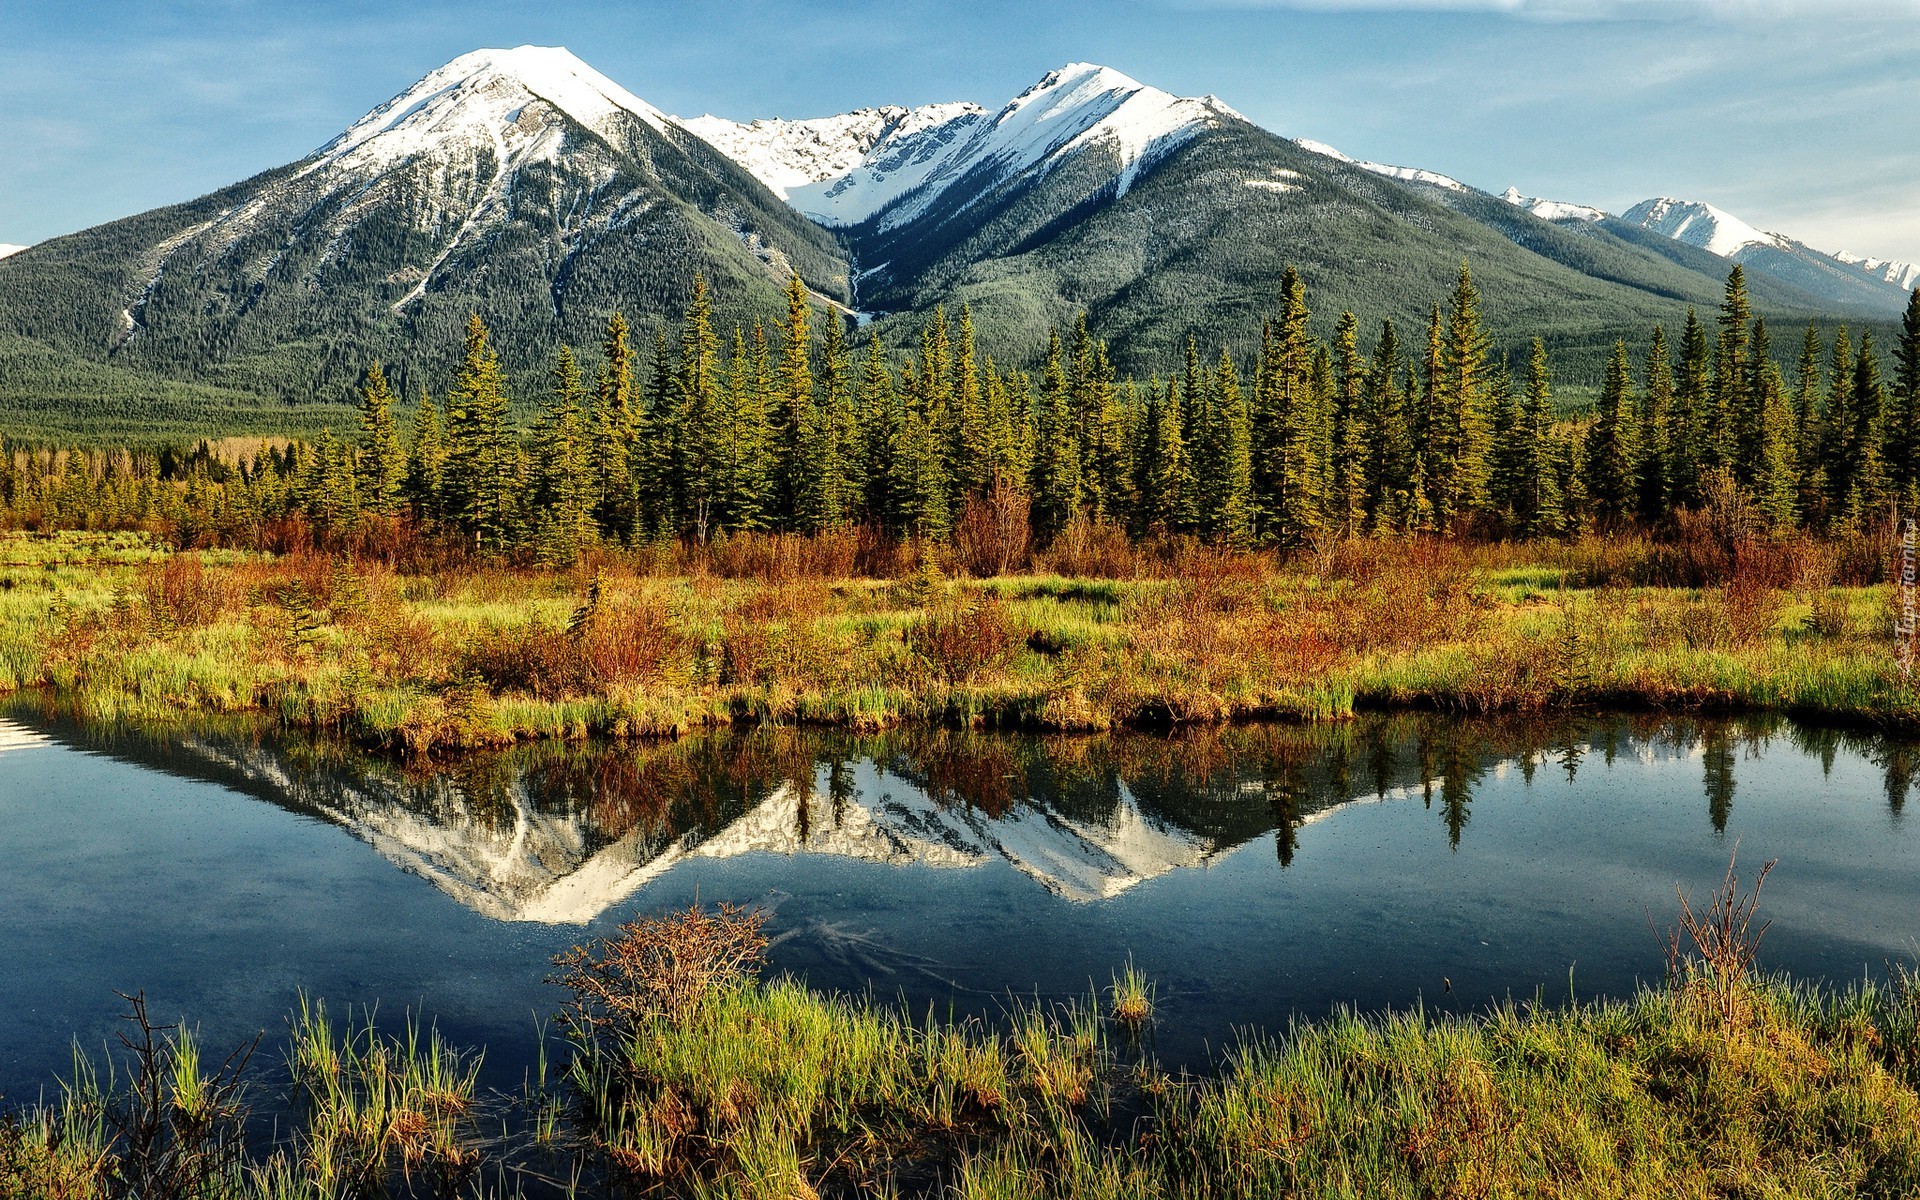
[2,705,1916,1098]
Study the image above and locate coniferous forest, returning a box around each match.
[5,265,1918,560]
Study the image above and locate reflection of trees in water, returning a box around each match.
[14,698,1920,883]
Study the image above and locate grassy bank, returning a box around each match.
[5,893,1919,1199]
[0,528,1914,756]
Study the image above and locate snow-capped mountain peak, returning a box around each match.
[1833,250,1920,293]
[1622,196,1782,258]
[734,62,1242,228]
[311,44,670,175]
[679,103,986,199]
[0,244,26,260]
[1500,186,1606,223]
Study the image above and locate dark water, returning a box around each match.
[2,705,1917,1098]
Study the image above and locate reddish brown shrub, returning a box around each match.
[952,480,1033,578]
[908,597,1020,686]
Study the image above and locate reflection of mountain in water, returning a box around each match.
[6,707,1911,925]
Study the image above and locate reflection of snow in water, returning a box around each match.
[0,719,52,756]
[152,728,1721,928]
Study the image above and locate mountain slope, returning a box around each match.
[0,46,848,414]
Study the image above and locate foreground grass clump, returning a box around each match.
[0,525,1915,755]
[13,876,1917,1200]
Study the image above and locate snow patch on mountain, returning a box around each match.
[0,244,26,260]
[680,104,985,199]
[1292,138,1468,192]
[1834,251,1920,293]
[1500,187,1606,223]
[780,63,1241,228]
[1622,197,1783,258]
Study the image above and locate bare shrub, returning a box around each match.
[952,480,1033,577]
[101,991,259,1200]
[1805,590,1852,639]
[141,555,228,630]
[1657,850,1776,1025]
[909,596,1020,686]
[1040,513,1139,578]
[551,903,768,1032]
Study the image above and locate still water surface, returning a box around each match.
[2,707,1916,1094]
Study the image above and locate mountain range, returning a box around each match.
[0,45,1912,440]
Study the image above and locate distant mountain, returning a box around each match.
[1618,197,1917,315]
[0,245,26,261]
[0,47,1912,438]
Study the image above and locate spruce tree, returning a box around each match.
[1584,341,1640,527]
[857,331,903,531]
[1890,289,1920,505]
[1842,334,1889,528]
[1753,359,1798,533]
[1513,338,1564,538]
[530,345,595,564]
[1331,310,1368,535]
[1637,327,1674,524]
[1824,326,1857,517]
[675,276,724,542]
[1429,265,1492,527]
[404,387,446,523]
[817,313,858,527]
[1672,309,1712,506]
[1364,320,1419,533]
[1794,324,1827,522]
[355,362,406,518]
[1214,348,1255,547]
[773,273,821,531]
[592,313,637,539]
[1711,265,1751,475]
[1029,329,1081,540]
[442,314,520,552]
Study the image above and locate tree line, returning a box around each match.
[4,267,1918,561]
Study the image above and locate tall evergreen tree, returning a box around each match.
[1429,265,1492,527]
[1331,311,1368,534]
[675,277,724,542]
[1636,327,1674,524]
[530,345,595,564]
[1213,348,1255,547]
[1890,289,1920,504]
[1029,330,1082,541]
[404,386,446,523]
[1711,265,1752,475]
[1512,338,1564,538]
[442,314,521,551]
[1364,320,1419,533]
[1584,341,1640,527]
[1793,324,1827,522]
[1672,309,1712,506]
[773,274,823,531]
[591,313,637,539]
[355,362,406,518]
[1752,359,1798,533]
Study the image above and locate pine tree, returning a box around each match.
[817,313,858,527]
[1794,324,1827,522]
[530,345,595,564]
[856,331,903,531]
[675,276,724,542]
[1636,326,1674,524]
[404,387,446,523]
[1029,329,1081,541]
[1331,310,1368,535]
[1824,326,1857,518]
[591,313,637,539]
[1752,359,1798,533]
[1711,266,1752,475]
[1584,341,1640,527]
[1842,334,1889,528]
[1672,309,1712,506]
[1255,266,1328,546]
[442,314,520,551]
[1512,338,1564,538]
[1213,348,1255,547]
[633,329,676,539]
[1364,320,1419,533]
[949,305,991,501]
[1890,289,1920,505]
[772,273,821,531]
[1429,264,1492,528]
[355,362,406,518]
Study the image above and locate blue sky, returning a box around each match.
[3,0,1917,261]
